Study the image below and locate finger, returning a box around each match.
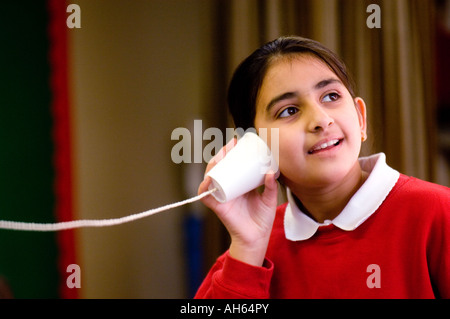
[197,176,221,210]
[274,169,281,180]
[261,171,278,207]
[198,175,212,195]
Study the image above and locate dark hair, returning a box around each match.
[227,36,357,130]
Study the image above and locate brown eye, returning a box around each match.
[322,92,340,102]
[278,106,299,118]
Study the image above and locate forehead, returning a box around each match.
[263,54,336,89]
[256,55,339,105]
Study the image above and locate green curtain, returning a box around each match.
[0,1,59,298]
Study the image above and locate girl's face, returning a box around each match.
[254,55,367,191]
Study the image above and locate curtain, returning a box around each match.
[220,0,438,182]
[48,0,78,299]
[0,0,77,298]
[0,1,59,298]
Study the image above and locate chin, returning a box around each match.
[283,162,354,190]
[280,148,361,188]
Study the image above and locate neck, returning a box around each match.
[290,163,368,223]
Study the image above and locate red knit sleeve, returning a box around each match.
[194,251,274,299]
[426,185,450,298]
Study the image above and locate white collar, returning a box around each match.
[284,153,400,241]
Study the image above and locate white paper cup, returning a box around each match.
[206,132,279,203]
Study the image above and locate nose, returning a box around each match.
[306,104,334,133]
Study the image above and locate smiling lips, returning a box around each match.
[308,138,343,154]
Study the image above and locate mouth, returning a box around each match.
[307,138,343,155]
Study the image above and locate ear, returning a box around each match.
[354,97,367,140]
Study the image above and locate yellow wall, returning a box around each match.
[70,0,214,298]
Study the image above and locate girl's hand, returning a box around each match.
[198,138,279,267]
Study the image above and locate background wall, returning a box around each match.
[71,0,217,298]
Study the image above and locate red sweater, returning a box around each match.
[195,174,450,298]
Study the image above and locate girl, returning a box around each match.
[196,36,449,298]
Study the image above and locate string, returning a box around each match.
[0,188,216,232]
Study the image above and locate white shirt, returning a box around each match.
[284,153,400,241]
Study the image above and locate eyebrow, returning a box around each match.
[265,92,298,113]
[314,78,341,90]
[265,77,342,113]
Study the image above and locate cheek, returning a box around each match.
[277,132,305,172]
[338,109,363,142]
